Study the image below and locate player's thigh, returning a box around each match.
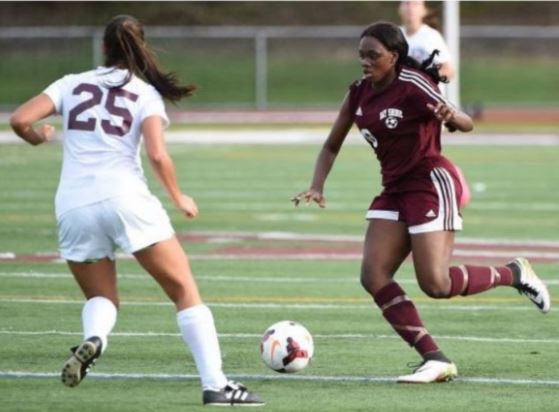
[67,258,119,306]
[361,219,411,294]
[410,230,455,298]
[133,236,202,309]
[108,194,175,256]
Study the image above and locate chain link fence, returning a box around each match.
[1,26,557,110]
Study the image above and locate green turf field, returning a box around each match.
[1,141,558,411]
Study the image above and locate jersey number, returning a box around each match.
[68,83,139,137]
[360,128,378,149]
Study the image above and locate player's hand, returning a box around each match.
[38,124,55,143]
[291,189,326,208]
[175,194,199,219]
[427,102,457,123]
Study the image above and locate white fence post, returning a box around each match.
[443,0,461,108]
[255,32,268,110]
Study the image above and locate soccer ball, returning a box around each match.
[260,320,314,373]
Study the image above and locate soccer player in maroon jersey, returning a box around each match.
[292,22,550,383]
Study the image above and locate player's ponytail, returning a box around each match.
[360,21,446,84]
[103,15,195,102]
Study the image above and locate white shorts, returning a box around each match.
[57,194,175,262]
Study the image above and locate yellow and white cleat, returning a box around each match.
[510,257,551,314]
[397,360,458,384]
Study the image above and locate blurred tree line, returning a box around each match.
[2,1,559,26]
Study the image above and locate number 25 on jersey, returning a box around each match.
[68,83,138,137]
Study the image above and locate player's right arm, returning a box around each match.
[292,93,353,208]
[10,94,56,145]
[142,116,198,219]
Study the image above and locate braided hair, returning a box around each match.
[360,21,448,84]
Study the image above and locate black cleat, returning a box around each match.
[203,381,265,407]
[61,336,102,387]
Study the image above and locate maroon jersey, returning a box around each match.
[349,67,450,188]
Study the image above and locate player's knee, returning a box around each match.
[418,277,451,299]
[360,264,390,296]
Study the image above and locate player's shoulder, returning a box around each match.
[398,67,438,89]
[124,74,162,101]
[418,24,447,45]
[398,67,444,101]
[349,75,372,92]
[418,24,442,37]
[53,69,97,88]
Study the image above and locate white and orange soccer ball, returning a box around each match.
[260,320,314,373]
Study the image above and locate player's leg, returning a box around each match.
[410,164,516,300]
[61,260,118,387]
[58,205,119,387]
[362,219,452,380]
[133,236,263,406]
[412,231,550,313]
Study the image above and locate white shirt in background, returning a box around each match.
[401,24,451,66]
[401,24,452,96]
[43,67,169,219]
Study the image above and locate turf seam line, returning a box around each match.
[0,298,541,311]
[2,329,558,344]
[2,371,559,386]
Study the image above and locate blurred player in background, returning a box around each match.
[10,15,263,407]
[399,0,471,207]
[399,0,453,83]
[293,21,550,383]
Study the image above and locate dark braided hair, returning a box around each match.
[360,21,448,84]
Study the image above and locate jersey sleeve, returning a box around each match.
[42,76,68,114]
[404,73,449,117]
[139,89,170,128]
[347,79,364,120]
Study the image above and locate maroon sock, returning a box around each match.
[373,282,439,357]
[449,265,514,297]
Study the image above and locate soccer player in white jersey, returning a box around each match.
[399,1,454,82]
[10,15,263,407]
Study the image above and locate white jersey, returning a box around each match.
[401,24,451,66]
[43,67,169,219]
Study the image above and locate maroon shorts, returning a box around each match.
[367,163,463,234]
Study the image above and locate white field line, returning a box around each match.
[8,252,559,263]
[452,250,559,260]
[1,370,559,386]
[3,130,558,146]
[1,271,558,285]
[2,329,558,344]
[5,253,559,263]
[188,231,559,247]
[0,297,541,311]
[0,271,357,284]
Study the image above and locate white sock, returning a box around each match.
[82,296,117,353]
[176,304,228,390]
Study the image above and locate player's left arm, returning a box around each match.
[10,94,56,145]
[427,101,473,132]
